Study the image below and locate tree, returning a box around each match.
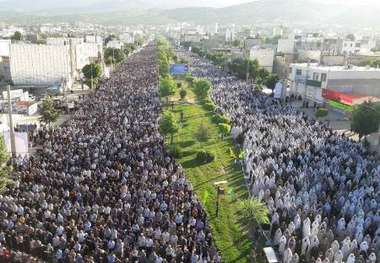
[160,76,177,103]
[194,79,212,100]
[369,60,380,68]
[351,102,380,139]
[40,96,60,125]
[160,112,179,144]
[195,123,210,145]
[218,123,231,140]
[82,63,102,89]
[0,137,11,193]
[104,48,125,65]
[123,43,137,56]
[179,89,187,100]
[11,31,22,41]
[104,34,116,45]
[264,74,280,90]
[239,199,270,231]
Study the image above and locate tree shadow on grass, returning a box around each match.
[179,140,195,148]
[181,150,196,158]
[182,157,212,169]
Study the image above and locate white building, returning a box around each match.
[85,35,103,44]
[225,28,236,42]
[0,40,11,81]
[75,43,102,71]
[277,38,295,54]
[0,40,11,57]
[46,37,84,46]
[250,46,275,73]
[106,40,123,49]
[342,40,361,56]
[10,44,72,89]
[289,63,380,104]
[119,33,134,44]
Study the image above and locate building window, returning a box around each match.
[321,73,327,82]
[296,69,302,75]
[313,73,319,81]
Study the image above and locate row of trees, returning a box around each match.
[157,38,174,77]
[104,43,139,66]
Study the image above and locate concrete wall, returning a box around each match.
[322,55,345,66]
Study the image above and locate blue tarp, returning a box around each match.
[170,64,189,75]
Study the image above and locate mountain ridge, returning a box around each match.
[0,0,379,28]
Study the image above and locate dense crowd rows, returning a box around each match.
[188,52,380,263]
[0,44,220,263]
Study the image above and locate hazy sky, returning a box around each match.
[1,0,380,9]
[0,0,255,7]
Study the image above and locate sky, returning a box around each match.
[1,0,380,10]
[0,0,255,8]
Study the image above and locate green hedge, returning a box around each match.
[212,114,230,124]
[168,145,182,158]
[316,108,328,118]
[196,150,215,164]
[203,101,216,111]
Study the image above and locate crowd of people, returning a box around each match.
[0,44,220,262]
[188,53,380,263]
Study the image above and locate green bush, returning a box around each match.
[168,145,182,158]
[185,75,194,84]
[196,150,215,164]
[316,108,328,118]
[212,114,230,124]
[203,101,216,111]
[179,89,187,100]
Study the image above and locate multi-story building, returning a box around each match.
[119,33,134,44]
[0,39,11,81]
[250,46,275,73]
[106,40,124,49]
[289,63,380,105]
[10,44,73,89]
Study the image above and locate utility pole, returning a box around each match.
[7,85,16,158]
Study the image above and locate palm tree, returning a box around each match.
[239,198,270,233]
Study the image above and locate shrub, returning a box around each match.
[179,89,187,100]
[316,108,328,118]
[196,150,215,164]
[203,101,215,111]
[195,123,210,143]
[212,114,230,124]
[168,145,182,158]
[185,75,194,84]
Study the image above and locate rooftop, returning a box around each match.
[290,63,380,72]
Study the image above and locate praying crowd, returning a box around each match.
[188,52,380,263]
[0,44,220,263]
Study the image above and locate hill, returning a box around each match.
[0,0,380,28]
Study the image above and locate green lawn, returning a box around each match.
[163,84,265,263]
[328,100,353,112]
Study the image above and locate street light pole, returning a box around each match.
[7,85,16,158]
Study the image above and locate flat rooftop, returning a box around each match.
[290,63,380,72]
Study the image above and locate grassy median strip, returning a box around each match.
[162,84,257,263]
